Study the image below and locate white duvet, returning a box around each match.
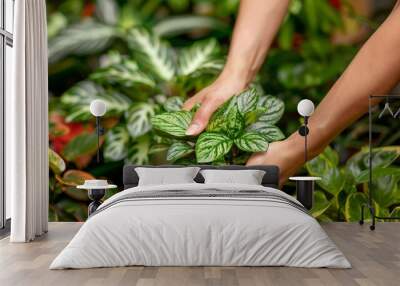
[50,183,351,269]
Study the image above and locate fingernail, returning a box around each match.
[186,123,200,135]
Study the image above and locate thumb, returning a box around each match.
[185,100,218,136]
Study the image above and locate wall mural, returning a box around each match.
[47,0,400,222]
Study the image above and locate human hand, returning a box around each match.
[183,72,247,136]
[246,138,304,187]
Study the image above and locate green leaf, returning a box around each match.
[316,214,333,222]
[237,88,258,115]
[246,123,285,141]
[96,0,119,25]
[390,207,400,222]
[207,98,244,138]
[355,167,400,184]
[167,142,194,162]
[187,59,224,77]
[346,146,400,180]
[304,0,318,34]
[178,38,220,76]
[306,146,345,196]
[49,148,66,175]
[90,60,156,89]
[61,81,131,122]
[126,135,151,165]
[345,192,370,222]
[103,125,130,162]
[99,50,123,67]
[196,132,233,163]
[49,21,116,63]
[244,108,267,125]
[234,132,269,153]
[148,144,169,155]
[370,172,400,208]
[62,133,98,161]
[125,103,155,139]
[151,111,193,137]
[58,169,94,186]
[310,190,331,218]
[47,12,67,38]
[278,18,294,50]
[127,28,176,81]
[257,95,285,125]
[154,15,227,37]
[163,96,184,112]
[323,145,340,166]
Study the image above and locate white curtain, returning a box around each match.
[8,0,49,242]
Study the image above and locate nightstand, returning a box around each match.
[77,180,117,216]
[289,176,321,210]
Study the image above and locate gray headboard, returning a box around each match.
[123,165,280,189]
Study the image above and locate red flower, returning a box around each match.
[292,33,304,50]
[329,0,341,10]
[50,113,93,154]
[82,3,96,18]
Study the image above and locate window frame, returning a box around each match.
[0,0,13,233]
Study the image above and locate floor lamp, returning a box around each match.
[289,99,321,210]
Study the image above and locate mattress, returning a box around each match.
[50,183,351,269]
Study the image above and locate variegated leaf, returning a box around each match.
[257,95,285,124]
[104,125,130,161]
[237,88,258,115]
[49,148,66,175]
[96,0,119,25]
[178,38,220,76]
[49,21,116,63]
[90,60,156,88]
[61,81,131,122]
[247,123,285,141]
[125,103,155,139]
[163,96,184,112]
[99,50,124,68]
[154,15,227,37]
[126,135,151,165]
[207,97,243,138]
[151,111,193,137]
[167,142,194,162]
[196,132,233,163]
[127,28,176,81]
[62,133,98,161]
[234,132,269,152]
[191,59,224,76]
[148,144,169,155]
[244,107,267,125]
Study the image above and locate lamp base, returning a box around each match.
[296,180,314,210]
[88,189,106,215]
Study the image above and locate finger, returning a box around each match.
[182,91,206,111]
[186,99,219,136]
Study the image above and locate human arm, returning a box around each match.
[183,0,291,135]
[247,4,400,186]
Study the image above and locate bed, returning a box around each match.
[50,165,350,269]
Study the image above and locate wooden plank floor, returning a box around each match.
[0,222,399,286]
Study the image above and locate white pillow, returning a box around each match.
[135,167,200,186]
[200,169,266,185]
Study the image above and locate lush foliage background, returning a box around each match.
[47,0,400,222]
